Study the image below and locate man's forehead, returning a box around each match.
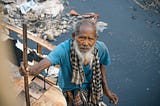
[79,23,95,33]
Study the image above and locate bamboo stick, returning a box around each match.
[23,24,30,106]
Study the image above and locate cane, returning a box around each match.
[23,23,30,106]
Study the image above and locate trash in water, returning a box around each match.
[96,21,108,33]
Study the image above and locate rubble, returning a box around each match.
[19,0,37,14]
[2,0,107,41]
[1,0,16,3]
[2,0,66,41]
[134,0,160,13]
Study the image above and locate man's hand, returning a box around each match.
[19,58,52,76]
[100,64,119,105]
[19,62,30,76]
[106,91,118,105]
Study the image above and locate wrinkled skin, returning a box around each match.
[72,22,98,53]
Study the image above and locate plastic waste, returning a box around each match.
[19,0,36,14]
[96,21,108,33]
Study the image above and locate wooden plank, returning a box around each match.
[13,76,34,96]
[1,22,56,51]
[16,78,65,106]
[33,77,51,90]
[32,86,66,106]
[28,82,46,99]
[18,90,37,106]
[14,77,46,100]
[13,78,25,96]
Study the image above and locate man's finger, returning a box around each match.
[19,62,29,76]
[113,95,118,104]
[19,67,26,76]
[109,93,118,105]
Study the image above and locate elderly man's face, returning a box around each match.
[73,24,97,53]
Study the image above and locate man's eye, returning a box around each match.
[88,37,94,41]
[79,36,85,39]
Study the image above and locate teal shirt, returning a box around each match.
[47,39,111,91]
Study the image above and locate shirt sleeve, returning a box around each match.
[46,44,64,66]
[98,42,111,66]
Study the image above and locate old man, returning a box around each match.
[19,19,118,106]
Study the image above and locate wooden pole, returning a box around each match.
[37,43,42,54]
[23,24,30,106]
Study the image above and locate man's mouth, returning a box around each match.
[79,46,91,52]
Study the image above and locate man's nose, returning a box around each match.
[82,39,89,46]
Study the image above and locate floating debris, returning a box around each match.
[156,23,160,28]
[146,87,150,92]
[145,19,154,25]
[131,15,137,20]
[96,21,108,33]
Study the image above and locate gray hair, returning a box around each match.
[73,19,98,35]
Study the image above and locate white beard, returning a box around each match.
[73,40,95,67]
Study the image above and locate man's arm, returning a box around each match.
[101,64,118,105]
[19,58,51,76]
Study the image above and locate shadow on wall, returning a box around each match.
[0,3,19,106]
[0,41,19,106]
